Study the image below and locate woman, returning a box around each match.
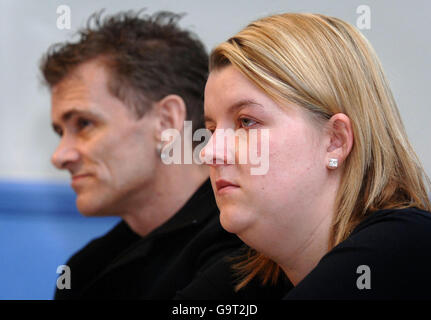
[201,13,431,299]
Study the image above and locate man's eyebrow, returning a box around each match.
[204,99,264,123]
[61,108,103,122]
[52,108,104,129]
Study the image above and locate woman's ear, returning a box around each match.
[152,94,187,141]
[325,113,354,169]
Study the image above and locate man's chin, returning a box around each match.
[76,197,112,217]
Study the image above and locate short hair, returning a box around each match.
[40,10,208,134]
[210,13,431,290]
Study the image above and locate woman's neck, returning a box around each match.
[279,211,333,286]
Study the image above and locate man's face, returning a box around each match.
[51,60,158,216]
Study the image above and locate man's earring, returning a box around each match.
[328,158,338,169]
[157,142,167,161]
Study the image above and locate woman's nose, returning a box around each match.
[200,129,237,166]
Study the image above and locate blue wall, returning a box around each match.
[0,180,120,300]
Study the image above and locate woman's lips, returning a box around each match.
[215,179,240,195]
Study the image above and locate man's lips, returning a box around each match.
[71,174,92,185]
[72,174,91,180]
[215,179,240,194]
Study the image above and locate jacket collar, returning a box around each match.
[145,178,216,238]
[91,179,217,277]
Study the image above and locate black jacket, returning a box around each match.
[54,180,288,299]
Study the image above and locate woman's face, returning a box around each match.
[202,65,333,251]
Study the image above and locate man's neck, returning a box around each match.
[121,164,209,237]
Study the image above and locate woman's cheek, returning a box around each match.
[241,128,270,176]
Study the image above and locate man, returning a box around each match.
[40,10,245,299]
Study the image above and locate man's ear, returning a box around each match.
[152,94,187,141]
[325,113,354,168]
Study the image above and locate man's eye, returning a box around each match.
[76,118,92,130]
[54,128,63,137]
[239,117,257,128]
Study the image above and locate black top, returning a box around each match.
[54,179,240,299]
[175,246,292,299]
[54,179,287,300]
[285,207,431,300]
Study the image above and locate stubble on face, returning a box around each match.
[51,60,158,217]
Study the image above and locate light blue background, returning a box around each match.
[0,181,119,299]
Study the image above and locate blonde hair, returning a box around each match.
[209,13,431,290]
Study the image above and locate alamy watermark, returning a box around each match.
[56,5,71,30]
[356,264,371,290]
[56,265,71,290]
[356,5,371,30]
[160,121,269,175]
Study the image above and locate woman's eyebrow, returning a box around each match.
[228,99,264,113]
[204,99,264,123]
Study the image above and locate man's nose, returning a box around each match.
[51,138,80,170]
[200,129,235,166]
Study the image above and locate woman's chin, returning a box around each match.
[219,206,254,235]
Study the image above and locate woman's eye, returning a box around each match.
[205,127,215,134]
[239,117,257,128]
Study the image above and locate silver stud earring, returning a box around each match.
[328,158,338,169]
